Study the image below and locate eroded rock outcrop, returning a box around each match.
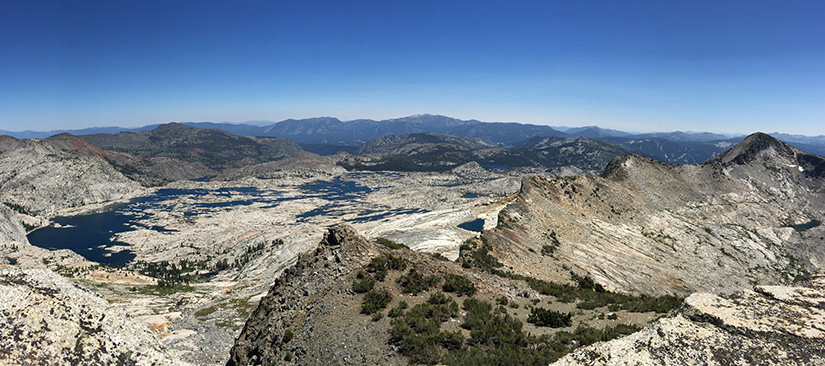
[0,268,188,366]
[553,275,825,365]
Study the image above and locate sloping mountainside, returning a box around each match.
[44,133,212,186]
[341,134,631,173]
[228,225,683,366]
[634,131,734,142]
[563,126,632,139]
[81,123,302,169]
[480,137,632,172]
[0,136,141,216]
[484,133,825,296]
[0,268,187,366]
[601,136,739,165]
[260,114,566,145]
[356,132,493,155]
[555,275,825,365]
[217,151,348,180]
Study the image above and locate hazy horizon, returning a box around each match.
[0,113,809,138]
[2,1,823,135]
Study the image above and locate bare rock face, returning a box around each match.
[0,268,188,366]
[486,133,825,295]
[552,275,825,366]
[226,224,403,366]
[0,204,27,246]
[0,136,141,216]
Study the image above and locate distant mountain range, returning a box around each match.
[3,114,825,165]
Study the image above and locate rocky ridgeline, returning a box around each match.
[487,133,825,295]
[0,268,188,366]
[554,275,825,365]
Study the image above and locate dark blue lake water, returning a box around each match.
[458,219,485,232]
[28,177,425,266]
[294,177,424,221]
[28,187,295,267]
[783,220,822,232]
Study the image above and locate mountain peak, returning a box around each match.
[709,132,797,165]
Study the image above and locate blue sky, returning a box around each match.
[2,1,824,135]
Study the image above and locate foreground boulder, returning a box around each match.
[0,268,187,366]
[553,275,825,365]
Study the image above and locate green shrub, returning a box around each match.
[366,254,407,281]
[282,328,294,343]
[388,306,405,318]
[389,299,462,365]
[397,268,440,294]
[361,288,392,315]
[527,307,572,328]
[429,292,450,305]
[469,244,503,271]
[352,278,375,293]
[438,331,465,350]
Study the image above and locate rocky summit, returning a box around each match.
[553,275,825,365]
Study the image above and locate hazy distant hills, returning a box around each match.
[1,114,568,145]
[356,132,493,155]
[4,114,825,166]
[80,123,302,169]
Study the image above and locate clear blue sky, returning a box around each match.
[2,1,824,135]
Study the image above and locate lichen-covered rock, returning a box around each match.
[552,275,825,366]
[0,268,188,366]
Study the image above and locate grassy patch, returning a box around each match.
[527,307,572,328]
